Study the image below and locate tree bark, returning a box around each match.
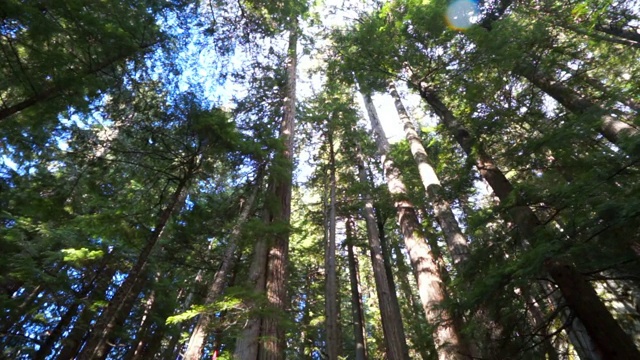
[183,172,262,360]
[324,127,340,360]
[388,81,470,266]
[545,259,640,359]
[346,219,369,360]
[356,151,410,360]
[414,81,633,359]
[513,63,639,152]
[257,20,298,360]
[56,263,117,360]
[35,250,113,360]
[76,175,189,360]
[361,91,470,360]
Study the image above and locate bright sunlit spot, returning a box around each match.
[445,0,480,30]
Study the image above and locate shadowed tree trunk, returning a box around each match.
[513,63,638,152]
[325,126,340,360]
[183,171,262,360]
[35,250,114,360]
[77,173,190,360]
[546,259,640,359]
[356,150,409,360]
[257,20,298,360]
[236,19,298,360]
[346,218,369,360]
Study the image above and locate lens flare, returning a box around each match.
[445,0,480,30]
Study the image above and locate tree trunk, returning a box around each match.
[77,175,189,360]
[361,91,470,360]
[325,127,340,360]
[56,263,117,360]
[257,20,298,360]
[388,81,470,266]
[414,82,631,359]
[513,63,638,151]
[35,250,113,360]
[0,42,157,122]
[233,236,269,360]
[356,154,409,360]
[124,285,158,360]
[183,172,262,360]
[545,259,640,359]
[346,219,369,360]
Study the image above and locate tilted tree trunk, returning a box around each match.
[325,127,340,360]
[513,63,638,151]
[76,174,190,360]
[56,263,117,360]
[346,218,369,360]
[0,42,158,122]
[356,150,409,360]
[414,81,638,359]
[545,259,640,359]
[124,283,158,360]
[388,81,470,266]
[35,250,114,360]
[183,172,262,360]
[361,91,471,360]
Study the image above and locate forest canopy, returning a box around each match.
[1,0,640,359]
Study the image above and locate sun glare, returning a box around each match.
[445,0,480,30]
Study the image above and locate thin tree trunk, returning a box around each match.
[183,172,262,360]
[35,250,113,360]
[125,286,158,360]
[56,264,117,360]
[77,175,189,360]
[356,151,410,360]
[0,42,157,122]
[346,219,369,360]
[233,236,268,360]
[390,234,433,360]
[325,127,340,360]
[361,91,470,360]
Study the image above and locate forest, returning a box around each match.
[1,0,640,359]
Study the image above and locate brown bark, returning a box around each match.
[325,128,340,360]
[415,82,633,359]
[257,21,298,360]
[513,63,639,151]
[124,286,157,360]
[545,260,640,359]
[361,91,470,360]
[35,251,113,360]
[356,153,410,360]
[183,172,262,360]
[76,175,189,360]
[388,82,470,266]
[346,219,369,360]
[56,264,117,360]
[237,20,298,360]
